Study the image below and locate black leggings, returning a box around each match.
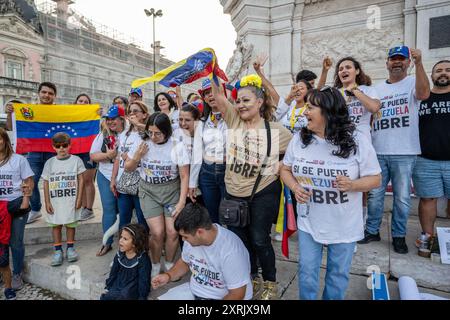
[226,179,282,282]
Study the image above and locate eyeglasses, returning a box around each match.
[53,143,69,149]
[129,109,143,115]
[146,131,163,138]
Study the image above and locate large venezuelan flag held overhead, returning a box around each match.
[13,104,100,154]
[131,48,228,88]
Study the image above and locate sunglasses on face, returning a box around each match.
[53,143,69,149]
[129,109,143,115]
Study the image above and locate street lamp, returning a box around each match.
[144,8,163,100]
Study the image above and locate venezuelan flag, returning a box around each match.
[275,183,297,259]
[13,104,100,154]
[131,48,228,88]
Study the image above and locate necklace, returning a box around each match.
[289,104,306,130]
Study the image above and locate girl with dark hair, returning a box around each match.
[174,104,201,158]
[154,92,180,130]
[189,79,228,224]
[125,112,190,279]
[280,87,381,300]
[253,55,312,133]
[333,57,381,139]
[211,74,292,300]
[110,101,149,231]
[100,223,151,300]
[73,94,97,222]
[0,128,34,296]
[90,105,126,256]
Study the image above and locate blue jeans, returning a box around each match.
[298,230,355,300]
[26,152,55,211]
[10,212,29,275]
[198,162,226,223]
[97,171,119,246]
[366,155,416,237]
[117,193,148,232]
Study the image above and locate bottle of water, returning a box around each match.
[298,186,310,218]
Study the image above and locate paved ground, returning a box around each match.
[0,281,64,300]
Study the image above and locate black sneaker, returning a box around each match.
[392,237,408,254]
[357,230,381,244]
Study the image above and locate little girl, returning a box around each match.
[101,223,151,300]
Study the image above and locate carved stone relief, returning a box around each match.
[226,35,254,83]
[301,23,403,69]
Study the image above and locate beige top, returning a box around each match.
[224,104,292,197]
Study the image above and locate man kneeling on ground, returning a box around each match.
[151,203,253,300]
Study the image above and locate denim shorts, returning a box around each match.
[412,156,450,198]
[77,152,97,170]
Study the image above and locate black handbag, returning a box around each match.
[219,120,271,228]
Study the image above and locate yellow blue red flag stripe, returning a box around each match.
[131,48,228,88]
[13,104,100,154]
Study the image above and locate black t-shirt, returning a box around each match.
[418,92,450,160]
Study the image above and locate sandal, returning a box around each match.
[96,244,112,257]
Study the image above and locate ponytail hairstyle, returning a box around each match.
[181,103,201,121]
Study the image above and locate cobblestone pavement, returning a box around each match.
[0,279,65,300]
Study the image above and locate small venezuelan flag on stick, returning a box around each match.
[131,48,228,88]
[276,183,297,259]
[13,104,100,154]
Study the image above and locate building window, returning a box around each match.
[6,60,23,80]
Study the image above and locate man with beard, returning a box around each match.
[359,46,430,254]
[412,60,450,255]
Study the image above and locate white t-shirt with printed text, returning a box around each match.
[128,137,190,184]
[182,224,253,300]
[372,76,421,155]
[283,133,381,244]
[0,154,34,202]
[42,155,86,225]
[90,133,115,181]
[275,98,308,134]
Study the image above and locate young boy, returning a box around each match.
[43,133,85,266]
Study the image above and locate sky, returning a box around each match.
[35,0,237,66]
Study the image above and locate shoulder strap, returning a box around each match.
[249,120,271,202]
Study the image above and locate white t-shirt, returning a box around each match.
[283,133,381,244]
[128,137,190,184]
[182,224,253,300]
[0,154,34,202]
[372,76,421,155]
[42,155,86,225]
[341,85,379,139]
[275,99,308,134]
[173,128,193,161]
[116,131,142,187]
[170,109,180,130]
[189,118,228,188]
[90,133,116,181]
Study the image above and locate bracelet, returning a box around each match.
[164,272,172,282]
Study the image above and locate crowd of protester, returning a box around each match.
[1,45,449,301]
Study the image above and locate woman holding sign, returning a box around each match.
[280,87,381,300]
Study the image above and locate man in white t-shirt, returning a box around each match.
[359,46,430,254]
[151,203,253,300]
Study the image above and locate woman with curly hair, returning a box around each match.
[211,74,292,300]
[280,87,381,300]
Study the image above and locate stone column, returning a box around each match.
[403,0,417,48]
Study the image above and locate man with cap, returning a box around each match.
[359,46,430,254]
[129,88,143,104]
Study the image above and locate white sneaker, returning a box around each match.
[151,263,161,278]
[79,208,95,221]
[27,210,42,224]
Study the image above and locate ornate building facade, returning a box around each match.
[0,0,195,112]
[221,0,450,95]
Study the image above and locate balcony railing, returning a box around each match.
[0,77,39,91]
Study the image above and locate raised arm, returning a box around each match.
[410,49,431,101]
[253,54,280,105]
[175,86,184,109]
[210,77,233,116]
[317,56,333,89]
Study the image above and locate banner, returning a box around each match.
[131,48,228,88]
[13,104,100,154]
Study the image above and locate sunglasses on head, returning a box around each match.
[320,85,333,92]
[53,143,69,149]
